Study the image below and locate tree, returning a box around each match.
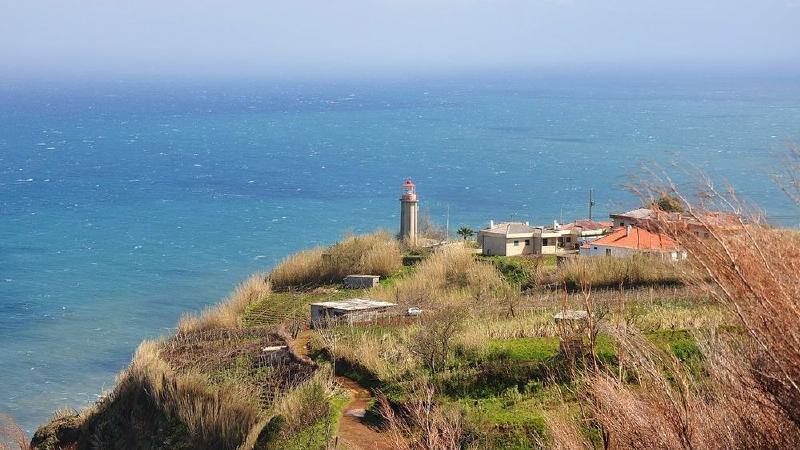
[652,194,684,213]
[410,305,466,373]
[456,226,474,241]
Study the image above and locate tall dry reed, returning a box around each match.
[269,231,402,290]
[371,245,504,308]
[0,414,29,450]
[178,273,270,333]
[549,171,800,449]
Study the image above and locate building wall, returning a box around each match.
[541,232,578,254]
[310,305,394,329]
[583,244,686,261]
[310,305,325,328]
[504,236,537,256]
[480,234,541,256]
[481,234,509,256]
[611,218,626,228]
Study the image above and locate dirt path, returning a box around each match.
[292,330,392,450]
[334,376,393,450]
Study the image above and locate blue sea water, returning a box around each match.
[1,73,799,432]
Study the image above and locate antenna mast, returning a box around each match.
[589,188,595,221]
[445,204,450,242]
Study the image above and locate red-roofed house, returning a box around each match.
[580,225,686,260]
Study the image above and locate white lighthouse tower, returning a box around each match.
[399,178,419,243]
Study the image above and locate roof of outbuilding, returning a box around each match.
[610,208,655,220]
[310,298,396,311]
[590,226,679,251]
[561,219,613,230]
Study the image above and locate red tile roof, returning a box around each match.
[590,226,679,251]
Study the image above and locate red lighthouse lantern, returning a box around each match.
[401,178,417,201]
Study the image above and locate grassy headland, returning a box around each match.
[26,227,754,450]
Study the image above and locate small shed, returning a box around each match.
[343,274,380,289]
[310,298,396,328]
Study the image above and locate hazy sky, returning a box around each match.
[2,0,799,78]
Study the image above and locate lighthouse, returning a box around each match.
[400,178,419,243]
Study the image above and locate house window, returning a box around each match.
[606,248,611,255]
[565,237,571,243]
[525,239,530,246]
[513,240,519,246]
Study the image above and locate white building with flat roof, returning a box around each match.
[310,298,396,328]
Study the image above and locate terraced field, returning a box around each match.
[241,289,369,329]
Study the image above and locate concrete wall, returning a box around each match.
[481,234,508,256]
[310,305,394,329]
[480,234,540,256]
[344,275,380,289]
[504,236,537,256]
[583,244,686,261]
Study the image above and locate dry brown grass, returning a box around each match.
[378,381,463,450]
[554,254,683,290]
[650,178,800,429]
[269,231,402,290]
[546,171,800,449]
[178,273,270,333]
[577,330,800,449]
[370,245,503,308]
[127,340,261,448]
[310,324,419,382]
[66,339,266,449]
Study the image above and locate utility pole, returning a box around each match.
[445,204,450,242]
[589,188,595,221]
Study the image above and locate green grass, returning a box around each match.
[378,265,416,287]
[489,337,559,362]
[485,331,700,373]
[452,383,571,449]
[273,393,350,450]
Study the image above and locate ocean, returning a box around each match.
[1,73,798,432]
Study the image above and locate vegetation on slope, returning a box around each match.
[269,231,402,290]
[23,183,800,450]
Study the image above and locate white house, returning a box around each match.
[478,221,542,256]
